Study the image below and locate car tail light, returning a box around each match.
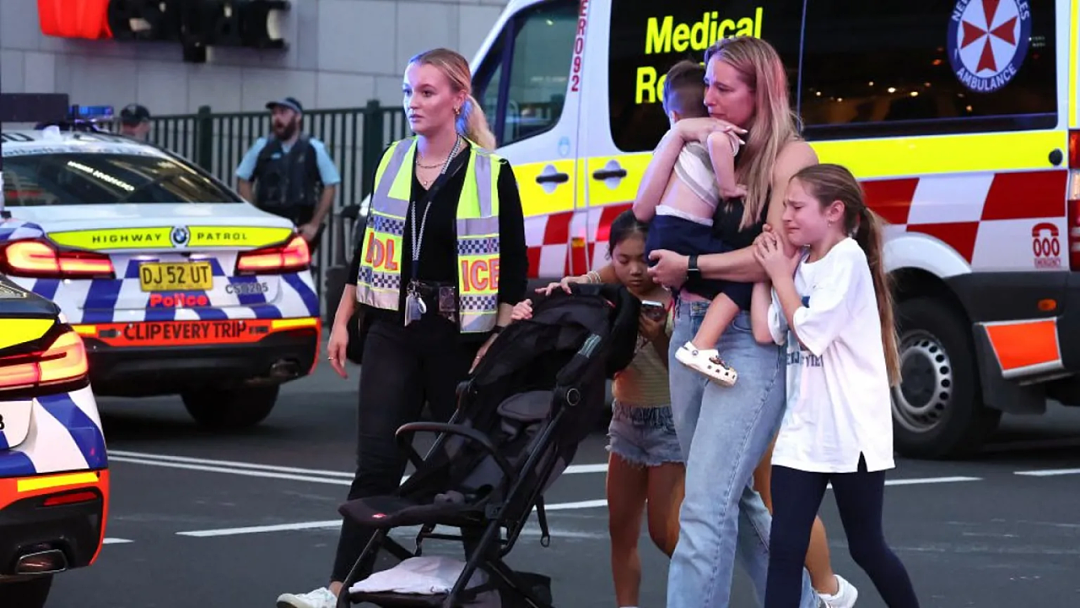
[43,490,99,507]
[0,330,89,393]
[0,240,114,279]
[1069,131,1080,270]
[1069,130,1079,169]
[235,235,310,275]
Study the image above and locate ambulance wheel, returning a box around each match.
[891,296,1001,460]
[182,386,280,430]
[3,575,52,608]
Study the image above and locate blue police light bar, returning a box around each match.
[72,105,115,120]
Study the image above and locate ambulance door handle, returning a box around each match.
[536,173,569,184]
[592,168,627,180]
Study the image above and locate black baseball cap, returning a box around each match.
[266,97,303,114]
[120,103,150,125]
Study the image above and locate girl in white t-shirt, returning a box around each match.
[750,163,920,608]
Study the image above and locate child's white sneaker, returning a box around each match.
[675,341,737,387]
[819,574,858,608]
[277,587,338,608]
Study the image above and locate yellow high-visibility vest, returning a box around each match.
[355,137,502,333]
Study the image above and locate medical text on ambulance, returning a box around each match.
[635,8,764,105]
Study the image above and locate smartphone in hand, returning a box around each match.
[641,299,666,321]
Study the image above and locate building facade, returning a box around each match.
[0,0,509,115]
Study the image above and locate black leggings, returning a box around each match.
[765,455,920,608]
[330,314,478,583]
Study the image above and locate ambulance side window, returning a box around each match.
[606,0,805,153]
[798,0,1059,140]
[472,0,579,147]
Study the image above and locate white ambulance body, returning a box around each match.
[463,0,1080,458]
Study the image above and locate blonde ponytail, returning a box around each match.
[459,94,496,150]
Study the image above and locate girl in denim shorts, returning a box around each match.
[524,210,685,608]
[602,212,684,608]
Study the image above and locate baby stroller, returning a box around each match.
[335,283,641,608]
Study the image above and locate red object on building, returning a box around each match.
[38,0,113,40]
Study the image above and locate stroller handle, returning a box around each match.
[396,421,517,480]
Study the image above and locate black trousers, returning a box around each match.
[330,314,480,583]
[765,454,921,608]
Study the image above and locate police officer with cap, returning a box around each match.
[119,103,152,141]
[236,96,340,255]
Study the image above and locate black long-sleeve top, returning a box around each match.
[347,141,528,336]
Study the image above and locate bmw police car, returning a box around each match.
[0,121,321,429]
[0,273,108,608]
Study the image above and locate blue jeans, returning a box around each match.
[666,299,819,608]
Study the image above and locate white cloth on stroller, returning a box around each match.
[349,555,489,596]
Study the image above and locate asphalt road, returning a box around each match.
[46,358,1080,608]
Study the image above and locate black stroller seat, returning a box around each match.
[335,284,641,608]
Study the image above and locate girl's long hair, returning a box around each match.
[704,37,802,230]
[792,164,901,386]
[408,48,497,150]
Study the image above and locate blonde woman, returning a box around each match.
[277,48,528,608]
[557,38,857,608]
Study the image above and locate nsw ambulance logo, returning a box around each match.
[947,0,1031,94]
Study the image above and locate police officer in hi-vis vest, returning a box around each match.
[276,48,528,608]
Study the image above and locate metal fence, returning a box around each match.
[145,100,411,308]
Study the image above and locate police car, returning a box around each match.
[0,122,321,429]
[0,273,108,608]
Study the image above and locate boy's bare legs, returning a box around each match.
[674,293,740,386]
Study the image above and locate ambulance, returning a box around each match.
[0,104,322,430]
[451,0,1080,459]
[0,274,108,608]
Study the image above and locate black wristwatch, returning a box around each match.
[687,254,701,276]
[491,325,506,335]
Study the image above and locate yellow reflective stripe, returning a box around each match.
[389,140,418,200]
[270,318,319,331]
[184,226,293,248]
[459,153,480,218]
[1071,0,1079,129]
[513,159,576,218]
[48,226,293,250]
[375,139,403,185]
[72,325,97,337]
[577,131,1067,217]
[49,227,171,250]
[587,154,651,207]
[17,471,99,493]
[0,318,54,351]
[809,130,1066,180]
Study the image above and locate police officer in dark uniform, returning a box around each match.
[118,103,152,141]
[236,97,341,254]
